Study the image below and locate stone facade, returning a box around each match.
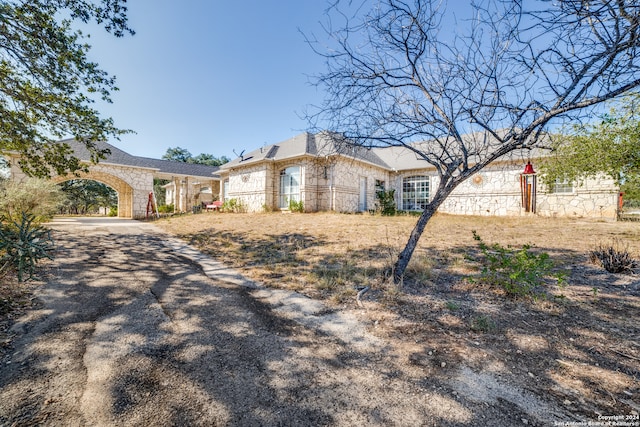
[7,144,220,218]
[8,156,154,218]
[219,153,620,219]
[436,163,619,219]
[222,156,392,213]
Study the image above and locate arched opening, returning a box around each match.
[57,179,118,216]
[52,171,134,218]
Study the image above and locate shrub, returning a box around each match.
[470,315,496,333]
[157,204,174,213]
[222,198,245,213]
[375,189,397,216]
[471,231,565,299]
[288,199,304,213]
[589,241,638,273]
[0,178,66,223]
[0,213,55,282]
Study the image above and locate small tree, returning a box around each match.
[307,0,640,284]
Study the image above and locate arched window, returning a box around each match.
[280,166,301,208]
[402,176,429,211]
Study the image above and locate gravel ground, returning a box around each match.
[0,217,576,426]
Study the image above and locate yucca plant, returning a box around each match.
[0,213,55,282]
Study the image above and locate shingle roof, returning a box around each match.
[219,132,390,170]
[57,139,220,179]
[218,131,555,173]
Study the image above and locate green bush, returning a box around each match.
[0,178,66,223]
[375,189,397,216]
[288,199,304,213]
[0,213,55,282]
[222,198,245,213]
[471,231,566,299]
[157,204,174,214]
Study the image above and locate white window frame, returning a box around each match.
[279,166,301,208]
[551,178,573,194]
[402,176,430,211]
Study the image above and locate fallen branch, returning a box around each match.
[610,348,640,361]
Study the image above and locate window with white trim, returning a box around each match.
[402,176,430,211]
[279,166,301,208]
[223,179,230,201]
[551,178,573,193]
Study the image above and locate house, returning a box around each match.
[218,132,620,218]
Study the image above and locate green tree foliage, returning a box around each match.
[162,147,230,166]
[191,153,230,167]
[153,178,169,206]
[162,147,192,163]
[0,178,66,222]
[0,0,133,177]
[540,94,640,203]
[59,179,117,214]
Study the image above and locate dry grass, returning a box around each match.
[155,211,640,301]
[155,211,640,418]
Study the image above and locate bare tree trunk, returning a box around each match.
[393,189,450,284]
[393,204,437,284]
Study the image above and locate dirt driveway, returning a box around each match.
[0,217,576,426]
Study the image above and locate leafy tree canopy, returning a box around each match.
[162,146,229,166]
[59,179,117,214]
[0,0,133,178]
[540,93,640,202]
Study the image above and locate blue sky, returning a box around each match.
[86,1,329,160]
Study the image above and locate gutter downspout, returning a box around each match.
[330,162,335,212]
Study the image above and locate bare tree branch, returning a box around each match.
[305,0,640,283]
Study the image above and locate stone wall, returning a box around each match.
[436,166,523,216]
[323,158,389,212]
[536,175,619,218]
[434,164,619,219]
[223,163,270,212]
[219,156,619,218]
[7,155,153,218]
